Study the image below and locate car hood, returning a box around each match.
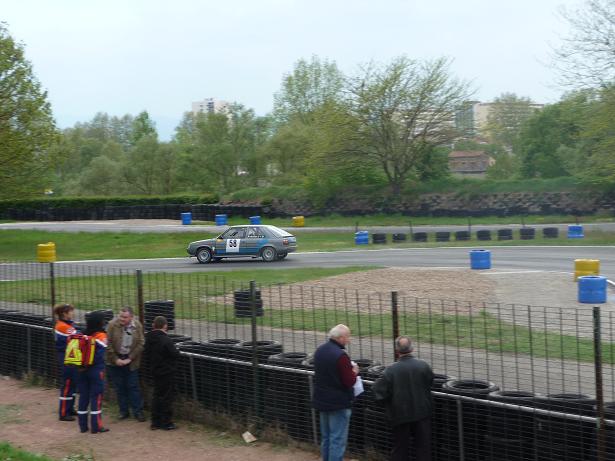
[189,238,217,247]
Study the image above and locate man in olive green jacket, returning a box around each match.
[105,306,145,421]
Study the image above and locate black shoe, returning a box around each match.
[69,409,78,416]
[92,427,110,434]
[161,423,177,430]
[59,415,75,422]
[150,424,160,430]
[135,412,146,422]
[118,413,130,420]
[80,428,88,433]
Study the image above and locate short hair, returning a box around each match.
[120,306,134,316]
[395,336,413,354]
[152,316,167,330]
[328,324,350,339]
[53,303,74,320]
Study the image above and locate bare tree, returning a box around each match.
[553,0,615,88]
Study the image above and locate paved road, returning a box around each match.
[2,220,615,234]
[46,246,615,279]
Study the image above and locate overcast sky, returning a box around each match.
[3,0,576,140]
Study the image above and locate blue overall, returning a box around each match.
[77,332,108,433]
[54,319,79,419]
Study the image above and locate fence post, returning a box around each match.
[136,270,144,327]
[308,374,319,446]
[26,326,32,374]
[593,306,606,461]
[456,398,465,461]
[391,291,399,361]
[49,262,56,315]
[250,280,260,423]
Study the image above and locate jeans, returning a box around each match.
[107,365,143,416]
[319,408,352,461]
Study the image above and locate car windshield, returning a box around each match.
[265,225,293,237]
[220,228,245,239]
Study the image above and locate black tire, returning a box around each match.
[392,233,407,242]
[476,230,492,241]
[497,228,513,240]
[261,246,277,262]
[435,231,450,242]
[412,232,428,242]
[519,227,536,240]
[442,379,499,397]
[196,247,212,264]
[267,352,308,367]
[455,231,470,241]
[542,227,559,238]
[277,253,288,260]
[234,340,283,362]
[372,233,387,244]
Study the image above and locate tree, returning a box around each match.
[273,56,345,125]
[131,111,157,145]
[0,23,58,198]
[343,56,471,195]
[483,93,539,152]
[553,0,615,88]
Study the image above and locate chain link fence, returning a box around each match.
[1,261,614,460]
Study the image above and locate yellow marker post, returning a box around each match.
[37,242,57,263]
[292,216,305,227]
[574,259,600,281]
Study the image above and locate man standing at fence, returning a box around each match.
[312,324,359,461]
[105,307,146,422]
[143,315,181,430]
[373,336,434,461]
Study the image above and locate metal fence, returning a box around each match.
[1,260,614,460]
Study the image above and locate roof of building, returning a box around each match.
[448,150,489,159]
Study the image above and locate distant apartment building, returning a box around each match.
[448,150,495,178]
[191,98,230,116]
[455,101,544,138]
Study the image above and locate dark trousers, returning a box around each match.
[391,417,432,461]
[77,368,105,433]
[57,353,78,418]
[151,373,175,427]
[107,365,143,416]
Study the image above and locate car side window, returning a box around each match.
[229,228,245,239]
[247,227,260,238]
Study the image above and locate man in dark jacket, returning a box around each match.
[312,324,359,461]
[143,316,181,431]
[373,336,434,461]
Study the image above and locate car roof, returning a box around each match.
[227,224,293,235]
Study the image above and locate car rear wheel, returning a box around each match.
[196,247,212,264]
[277,253,287,260]
[261,246,277,262]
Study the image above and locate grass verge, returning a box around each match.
[0,442,55,461]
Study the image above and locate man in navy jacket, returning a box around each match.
[312,324,359,461]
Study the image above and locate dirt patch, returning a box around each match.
[0,377,319,461]
[209,268,497,314]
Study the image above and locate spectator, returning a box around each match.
[53,303,79,421]
[105,307,145,422]
[143,316,181,431]
[78,311,109,434]
[373,336,434,461]
[312,324,359,461]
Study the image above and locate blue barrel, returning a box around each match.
[470,249,491,270]
[215,214,228,226]
[181,212,192,225]
[578,276,607,303]
[355,231,369,245]
[249,216,261,225]
[568,225,584,239]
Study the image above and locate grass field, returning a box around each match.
[0,442,55,461]
[1,228,614,261]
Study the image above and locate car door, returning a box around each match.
[243,226,266,255]
[215,227,246,256]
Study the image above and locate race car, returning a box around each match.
[187,224,297,263]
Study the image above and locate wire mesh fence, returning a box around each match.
[1,260,614,460]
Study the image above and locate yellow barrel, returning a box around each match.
[574,259,599,281]
[292,216,305,227]
[37,242,57,263]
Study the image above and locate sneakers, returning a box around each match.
[59,415,75,422]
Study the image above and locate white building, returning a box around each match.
[191,98,230,116]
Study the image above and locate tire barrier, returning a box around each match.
[534,394,597,461]
[476,230,492,241]
[355,231,369,245]
[435,231,451,242]
[167,334,192,344]
[85,309,114,325]
[432,374,457,460]
[597,403,615,461]
[578,276,607,303]
[233,340,283,362]
[233,289,264,318]
[265,353,312,442]
[413,232,428,242]
[574,259,600,281]
[497,229,513,241]
[392,233,407,243]
[441,379,500,460]
[470,249,491,270]
[543,227,559,238]
[372,233,387,244]
[144,300,175,331]
[362,366,393,456]
[455,231,470,241]
[519,227,536,240]
[568,225,584,239]
[485,391,539,461]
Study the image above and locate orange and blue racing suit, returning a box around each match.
[77,331,108,433]
[54,319,78,419]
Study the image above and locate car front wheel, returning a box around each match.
[261,246,277,262]
[196,247,212,264]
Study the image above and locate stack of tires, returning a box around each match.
[435,232,450,242]
[455,231,470,241]
[363,365,393,456]
[497,229,513,241]
[477,230,492,241]
[233,290,264,318]
[264,352,312,442]
[412,232,428,242]
[372,233,387,244]
[431,374,458,460]
[543,227,559,239]
[519,228,536,240]
[144,301,175,331]
[392,233,407,243]
[347,359,380,452]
